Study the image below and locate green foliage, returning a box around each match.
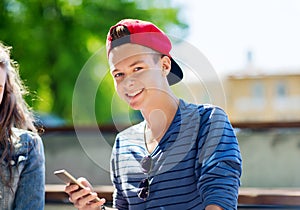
[0,0,188,125]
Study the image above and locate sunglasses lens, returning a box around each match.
[138,178,150,200]
[138,178,149,188]
[140,155,152,174]
[137,156,152,200]
[138,187,149,200]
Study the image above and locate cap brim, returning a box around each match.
[168,58,183,85]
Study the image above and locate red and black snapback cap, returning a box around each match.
[106,19,183,85]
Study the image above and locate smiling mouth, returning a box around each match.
[126,89,144,98]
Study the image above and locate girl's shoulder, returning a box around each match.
[11,127,42,151]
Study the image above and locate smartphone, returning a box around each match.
[54,169,101,202]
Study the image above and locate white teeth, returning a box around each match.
[127,89,142,97]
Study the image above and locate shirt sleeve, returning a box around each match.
[13,132,45,210]
[195,106,242,209]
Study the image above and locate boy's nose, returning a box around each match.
[123,76,136,89]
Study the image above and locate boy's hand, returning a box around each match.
[65,177,106,210]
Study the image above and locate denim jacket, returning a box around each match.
[0,128,45,210]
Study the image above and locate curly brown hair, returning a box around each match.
[0,42,37,188]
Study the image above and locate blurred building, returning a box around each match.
[172,50,300,122]
[225,66,300,122]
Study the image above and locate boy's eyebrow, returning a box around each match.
[111,59,145,73]
[111,68,118,74]
[129,60,144,67]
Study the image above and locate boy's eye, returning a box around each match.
[134,67,143,71]
[114,72,124,78]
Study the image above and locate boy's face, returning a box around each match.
[0,67,6,105]
[109,43,170,110]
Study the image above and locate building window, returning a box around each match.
[252,81,264,99]
[276,81,287,98]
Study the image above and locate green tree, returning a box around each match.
[0,0,188,125]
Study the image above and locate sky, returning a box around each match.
[173,0,300,75]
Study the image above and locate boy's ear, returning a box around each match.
[161,55,171,76]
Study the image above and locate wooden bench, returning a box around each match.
[45,184,114,204]
[238,188,300,206]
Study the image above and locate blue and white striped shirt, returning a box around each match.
[110,99,242,210]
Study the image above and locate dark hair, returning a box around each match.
[0,42,37,189]
[110,25,131,41]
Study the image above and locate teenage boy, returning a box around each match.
[66,19,242,210]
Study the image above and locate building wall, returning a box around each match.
[226,74,300,122]
[237,128,300,188]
